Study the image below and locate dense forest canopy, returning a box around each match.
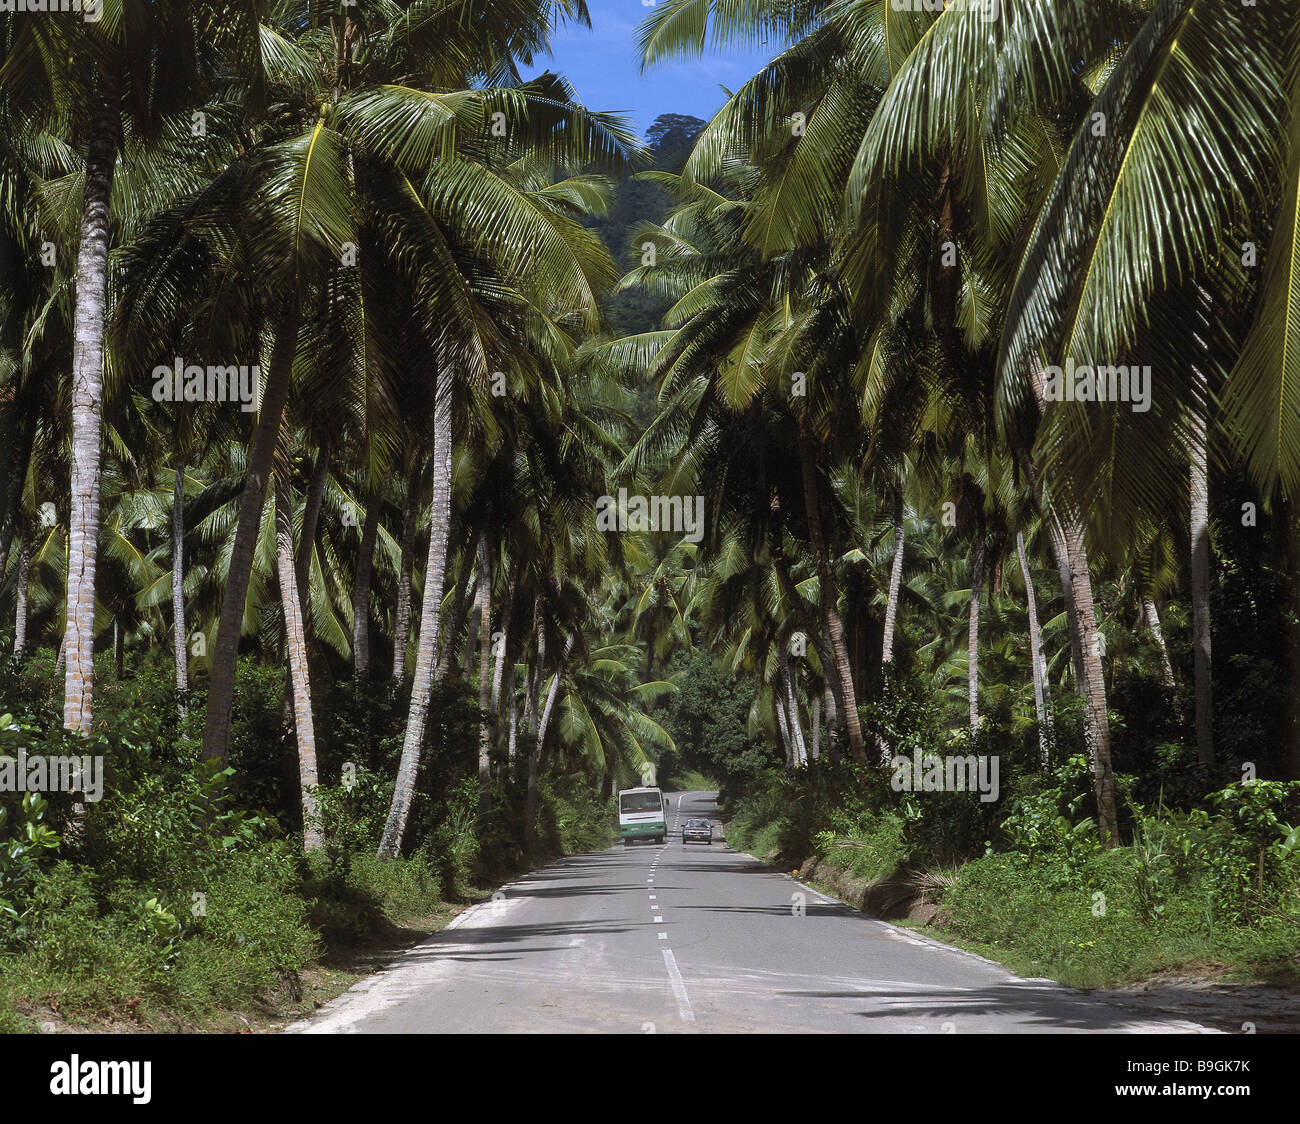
[0,0,1297,1028]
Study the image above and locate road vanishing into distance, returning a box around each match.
[288,791,1213,1034]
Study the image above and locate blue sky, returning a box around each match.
[523,0,778,139]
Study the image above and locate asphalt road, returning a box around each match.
[287,791,1213,1034]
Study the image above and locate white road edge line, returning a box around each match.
[661,948,695,1022]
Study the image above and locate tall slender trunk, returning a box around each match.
[781,655,807,766]
[1017,530,1054,769]
[809,694,821,763]
[379,375,453,858]
[1020,355,1118,845]
[881,493,906,664]
[968,534,985,736]
[434,565,475,682]
[393,459,422,684]
[525,605,545,736]
[1189,399,1213,765]
[55,633,66,674]
[774,691,793,767]
[1142,594,1175,690]
[295,438,329,623]
[796,434,865,763]
[1058,510,1118,845]
[527,633,574,840]
[13,540,30,660]
[275,460,322,851]
[506,663,519,765]
[63,68,120,735]
[352,487,380,681]
[0,385,35,582]
[823,683,838,760]
[113,619,123,680]
[490,561,516,758]
[201,311,301,763]
[172,461,188,717]
[476,532,493,811]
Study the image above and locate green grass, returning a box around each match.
[670,769,720,793]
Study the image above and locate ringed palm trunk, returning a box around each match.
[352,487,380,681]
[63,68,120,734]
[1056,508,1119,845]
[172,460,188,718]
[0,385,36,581]
[526,633,574,842]
[823,684,838,760]
[881,493,906,664]
[809,694,821,763]
[968,534,985,736]
[392,458,422,684]
[275,459,323,852]
[435,565,476,682]
[294,438,329,632]
[774,691,793,767]
[476,532,493,811]
[778,644,806,766]
[1142,593,1175,690]
[379,374,453,858]
[796,434,866,763]
[1021,357,1119,845]
[201,310,301,763]
[525,605,545,736]
[1016,530,1054,769]
[490,560,517,759]
[14,540,30,659]
[1189,396,1213,765]
[506,662,519,765]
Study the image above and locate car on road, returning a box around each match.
[682,818,713,845]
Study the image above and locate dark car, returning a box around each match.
[682,818,713,845]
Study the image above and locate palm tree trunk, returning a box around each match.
[294,438,329,619]
[525,604,545,736]
[1142,594,1175,690]
[13,540,30,660]
[1020,355,1117,844]
[379,374,453,858]
[881,492,906,664]
[823,683,838,760]
[1017,530,1054,769]
[172,460,188,716]
[774,644,806,769]
[1190,398,1213,765]
[113,619,123,680]
[796,434,866,763]
[490,560,517,758]
[434,565,475,682]
[476,532,493,811]
[63,67,120,735]
[393,459,422,684]
[201,310,301,764]
[275,462,322,851]
[0,385,36,582]
[809,694,821,763]
[968,535,985,735]
[1057,509,1119,845]
[352,487,380,681]
[774,692,793,767]
[506,662,519,765]
[527,633,574,840]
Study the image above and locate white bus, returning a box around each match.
[618,786,668,845]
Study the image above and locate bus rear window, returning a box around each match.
[620,792,662,813]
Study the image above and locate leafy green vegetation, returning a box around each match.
[2,0,1300,1029]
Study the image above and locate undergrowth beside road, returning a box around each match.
[0,654,616,1033]
[726,760,1300,992]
